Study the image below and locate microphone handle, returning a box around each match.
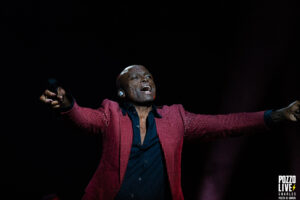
[47,78,59,94]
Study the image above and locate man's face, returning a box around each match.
[118,65,156,105]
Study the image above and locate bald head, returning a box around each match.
[116,65,156,105]
[119,65,145,76]
[116,65,147,89]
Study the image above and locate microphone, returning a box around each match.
[47,78,59,94]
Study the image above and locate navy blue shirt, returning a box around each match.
[115,103,172,200]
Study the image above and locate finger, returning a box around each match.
[292,106,300,113]
[39,94,53,104]
[53,104,61,109]
[57,95,64,103]
[289,113,298,122]
[294,100,300,110]
[44,90,57,97]
[57,87,66,96]
[290,100,300,105]
[57,87,66,102]
[45,98,53,103]
[39,94,46,102]
[51,100,60,106]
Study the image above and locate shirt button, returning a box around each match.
[136,125,140,128]
[138,177,142,181]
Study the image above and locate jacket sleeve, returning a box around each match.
[59,99,111,135]
[178,105,269,141]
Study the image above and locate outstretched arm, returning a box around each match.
[182,110,267,141]
[180,101,300,141]
[39,87,110,134]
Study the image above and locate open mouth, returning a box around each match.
[140,85,152,94]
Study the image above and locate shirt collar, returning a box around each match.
[120,102,162,118]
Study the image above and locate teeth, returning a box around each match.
[142,86,151,91]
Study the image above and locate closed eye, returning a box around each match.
[146,75,152,79]
[130,76,138,80]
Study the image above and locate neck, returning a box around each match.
[134,104,152,119]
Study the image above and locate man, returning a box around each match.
[39,65,300,200]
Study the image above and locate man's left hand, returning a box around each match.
[272,101,300,122]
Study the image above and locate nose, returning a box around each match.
[141,76,149,83]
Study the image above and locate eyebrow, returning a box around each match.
[143,72,152,75]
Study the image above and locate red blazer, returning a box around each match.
[61,99,268,200]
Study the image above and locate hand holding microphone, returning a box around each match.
[39,78,72,109]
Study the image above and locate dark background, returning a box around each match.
[1,0,300,200]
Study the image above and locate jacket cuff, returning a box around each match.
[264,110,274,128]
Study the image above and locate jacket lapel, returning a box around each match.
[155,113,177,198]
[155,117,173,174]
[119,114,133,183]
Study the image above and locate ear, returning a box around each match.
[118,89,125,98]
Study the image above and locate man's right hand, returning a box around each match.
[39,87,72,109]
